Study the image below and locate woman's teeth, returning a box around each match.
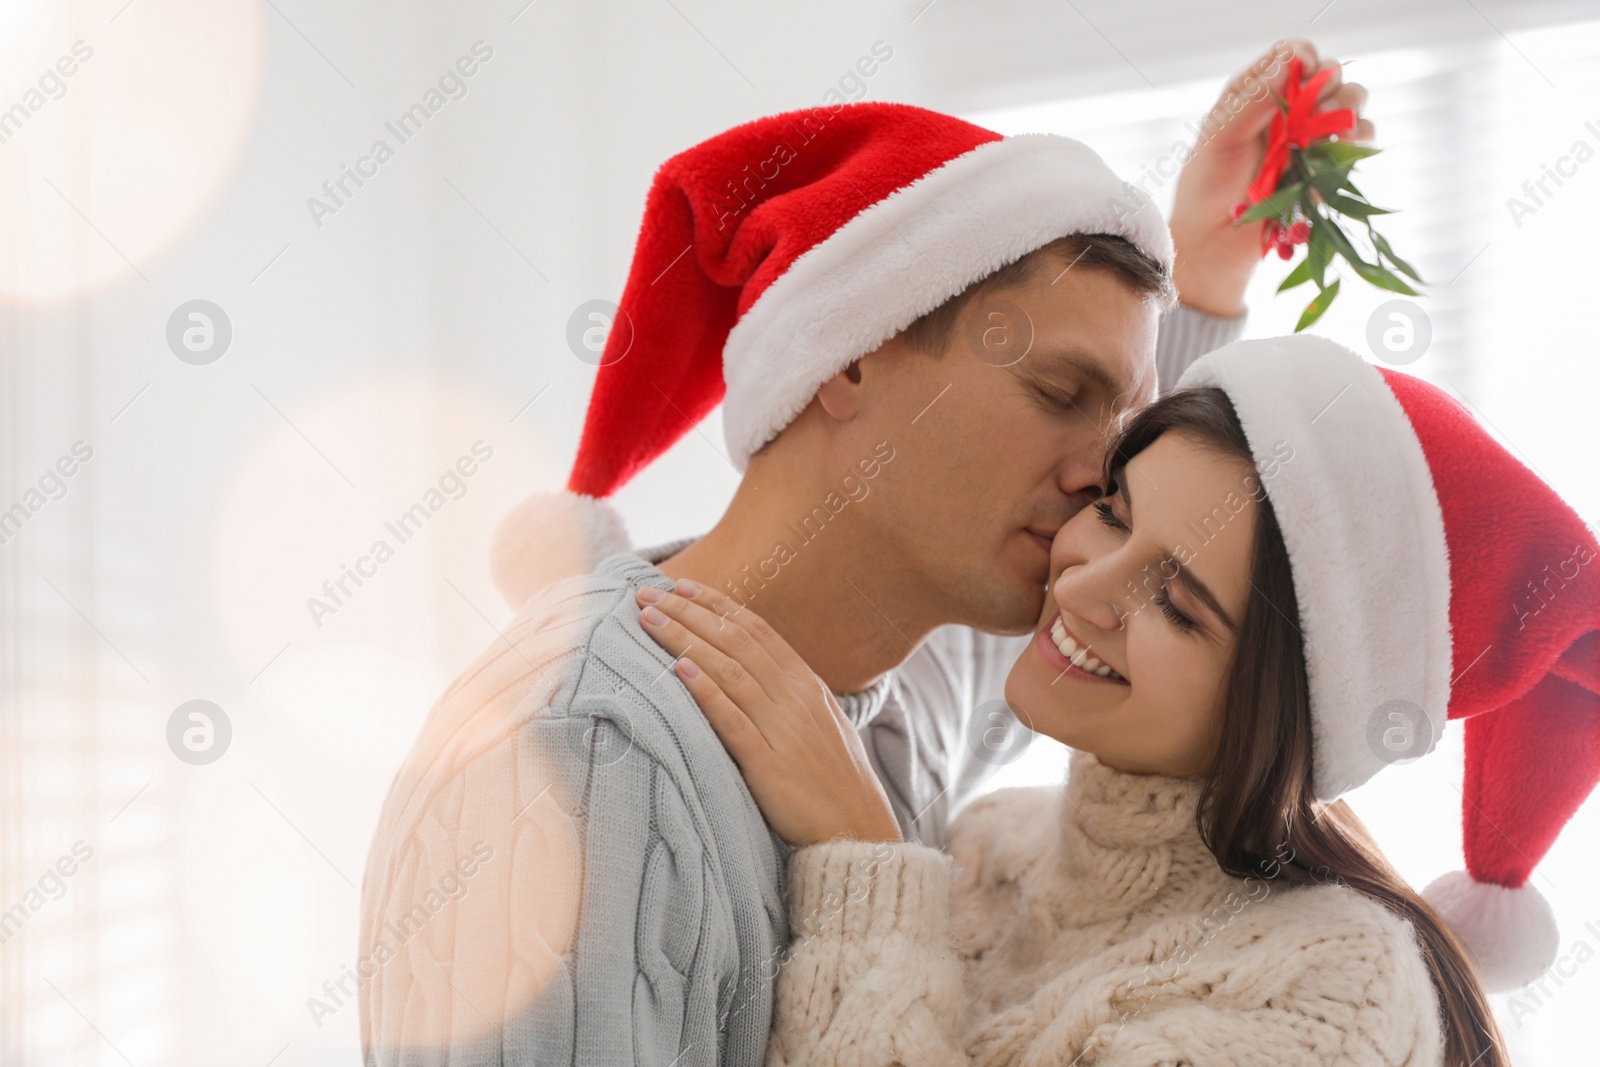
[1050,617,1125,680]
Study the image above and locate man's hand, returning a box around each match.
[1169,39,1375,318]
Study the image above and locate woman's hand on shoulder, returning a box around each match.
[634,579,903,848]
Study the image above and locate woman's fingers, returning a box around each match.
[637,584,792,697]
[631,594,695,658]
[1279,38,1320,87]
[1320,78,1375,143]
[671,581,816,682]
[1314,77,1368,136]
[669,655,771,769]
[669,583,859,740]
[1309,61,1375,142]
[1320,79,1365,116]
[635,580,902,847]
[637,596,777,722]
[1310,58,1341,100]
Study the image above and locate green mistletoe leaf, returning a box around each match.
[1295,277,1341,332]
[1316,216,1373,269]
[1267,140,1420,319]
[1369,229,1424,283]
[1308,162,1360,200]
[1348,258,1420,296]
[1304,141,1382,167]
[1324,192,1393,219]
[1306,219,1335,288]
[1277,254,1318,293]
[1240,181,1305,223]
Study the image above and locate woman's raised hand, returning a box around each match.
[634,579,903,848]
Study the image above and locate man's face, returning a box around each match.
[850,264,1161,635]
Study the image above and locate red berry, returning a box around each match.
[1277,241,1294,260]
[1289,221,1311,244]
[1230,201,1250,223]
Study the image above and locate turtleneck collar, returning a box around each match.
[1053,747,1231,922]
[831,672,893,728]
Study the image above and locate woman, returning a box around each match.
[632,335,1599,1066]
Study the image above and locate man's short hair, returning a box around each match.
[900,233,1175,354]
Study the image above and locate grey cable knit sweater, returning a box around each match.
[357,304,1244,1066]
[356,549,1023,1066]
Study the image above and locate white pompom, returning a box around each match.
[1421,870,1560,993]
[488,491,631,610]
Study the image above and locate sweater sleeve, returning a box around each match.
[361,709,748,1067]
[1155,302,1248,394]
[764,840,968,1067]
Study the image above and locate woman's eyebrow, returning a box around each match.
[1119,472,1239,632]
[1173,563,1238,632]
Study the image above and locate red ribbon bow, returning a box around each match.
[1247,57,1357,205]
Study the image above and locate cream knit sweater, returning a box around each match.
[768,748,1447,1067]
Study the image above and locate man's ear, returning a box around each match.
[815,360,863,422]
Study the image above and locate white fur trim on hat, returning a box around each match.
[1422,870,1560,992]
[1176,337,1454,801]
[489,491,631,611]
[721,134,1174,469]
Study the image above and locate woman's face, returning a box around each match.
[1004,431,1260,778]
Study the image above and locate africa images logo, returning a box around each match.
[305,441,494,628]
[306,41,494,229]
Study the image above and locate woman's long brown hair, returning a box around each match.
[1105,386,1508,1067]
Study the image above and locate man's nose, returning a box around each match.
[1055,440,1111,504]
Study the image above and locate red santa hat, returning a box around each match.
[1177,335,1600,993]
[491,102,1174,609]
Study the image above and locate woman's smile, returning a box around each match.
[1033,612,1130,684]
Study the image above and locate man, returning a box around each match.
[359,40,1371,1065]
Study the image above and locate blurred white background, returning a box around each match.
[1,0,1596,1063]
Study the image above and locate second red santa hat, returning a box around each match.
[1179,335,1600,994]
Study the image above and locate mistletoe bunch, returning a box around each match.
[1232,58,1423,331]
